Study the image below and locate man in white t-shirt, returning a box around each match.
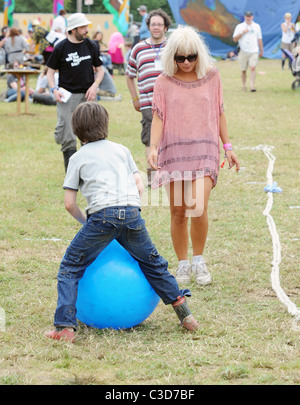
[233,11,264,92]
[52,9,67,35]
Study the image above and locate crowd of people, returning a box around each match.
[2,8,297,104]
[0,7,299,341]
[0,8,128,104]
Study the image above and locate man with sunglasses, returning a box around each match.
[126,9,172,186]
[47,13,104,172]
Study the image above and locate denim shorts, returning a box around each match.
[54,206,190,328]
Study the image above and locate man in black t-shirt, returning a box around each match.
[47,13,104,171]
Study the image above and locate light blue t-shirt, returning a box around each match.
[139,14,150,39]
[63,139,141,215]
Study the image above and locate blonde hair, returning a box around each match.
[161,25,214,79]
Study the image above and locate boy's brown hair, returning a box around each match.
[71,101,109,143]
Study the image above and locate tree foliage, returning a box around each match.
[1,0,174,23]
[126,0,173,23]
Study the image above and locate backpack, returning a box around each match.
[45,30,61,47]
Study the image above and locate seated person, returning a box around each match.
[222,49,238,61]
[93,31,113,75]
[96,67,122,101]
[32,66,57,105]
[3,61,34,103]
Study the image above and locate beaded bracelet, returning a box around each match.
[223,143,232,151]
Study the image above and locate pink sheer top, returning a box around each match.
[152,67,224,188]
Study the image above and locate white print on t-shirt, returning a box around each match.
[65,52,91,67]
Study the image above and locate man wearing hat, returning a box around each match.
[47,13,104,171]
[137,5,150,40]
[233,11,263,92]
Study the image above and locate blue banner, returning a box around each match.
[167,0,300,58]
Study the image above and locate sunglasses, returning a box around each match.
[174,54,198,63]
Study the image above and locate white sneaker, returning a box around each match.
[176,262,192,284]
[192,258,212,285]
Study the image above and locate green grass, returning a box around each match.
[0,59,300,385]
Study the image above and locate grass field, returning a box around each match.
[0,59,299,385]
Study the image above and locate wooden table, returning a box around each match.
[1,69,41,115]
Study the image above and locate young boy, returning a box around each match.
[45,102,198,342]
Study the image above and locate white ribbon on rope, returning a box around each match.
[243,145,300,328]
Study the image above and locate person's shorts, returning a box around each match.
[238,50,259,71]
[140,108,152,147]
[281,42,293,52]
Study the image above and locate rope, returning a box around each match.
[242,145,300,327]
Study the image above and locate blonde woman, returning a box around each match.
[281,12,295,69]
[148,25,239,286]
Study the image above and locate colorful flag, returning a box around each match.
[3,0,15,27]
[103,0,130,36]
[53,0,64,16]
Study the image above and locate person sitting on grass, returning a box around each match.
[45,101,199,342]
[2,61,34,103]
[95,66,122,101]
[32,66,56,105]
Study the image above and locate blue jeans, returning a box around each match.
[100,53,113,72]
[6,88,25,102]
[54,206,191,329]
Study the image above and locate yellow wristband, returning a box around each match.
[131,96,139,103]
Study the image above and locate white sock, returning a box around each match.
[192,255,204,263]
[179,259,190,266]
